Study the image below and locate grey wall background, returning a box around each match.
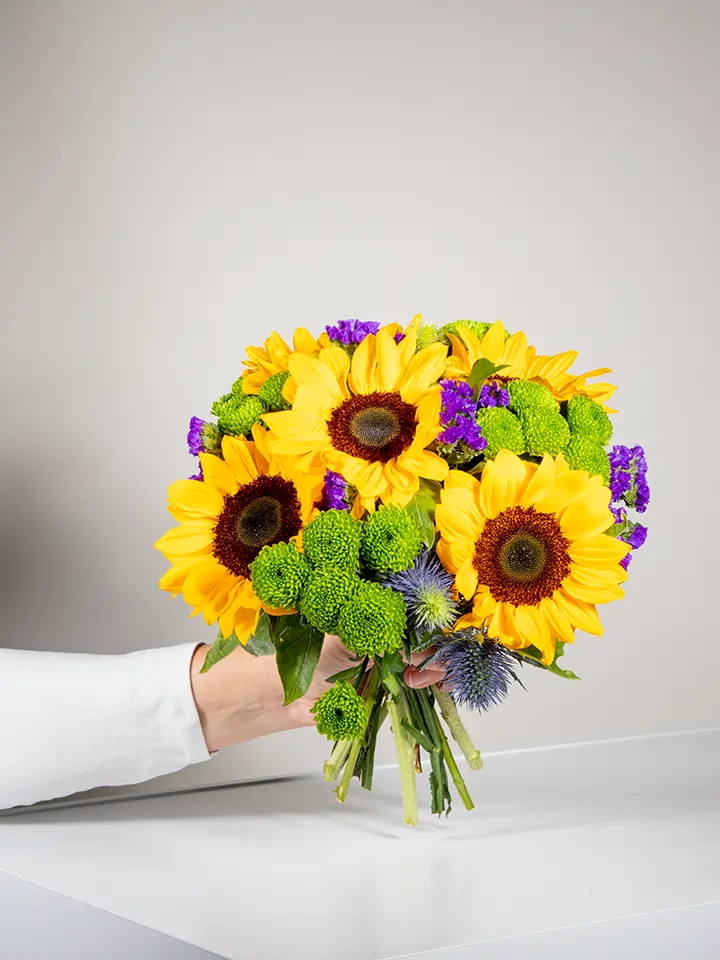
[1,0,717,795]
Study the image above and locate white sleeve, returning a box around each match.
[0,644,212,811]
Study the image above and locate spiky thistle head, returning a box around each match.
[383,550,458,632]
[437,631,521,712]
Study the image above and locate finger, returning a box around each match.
[404,664,446,689]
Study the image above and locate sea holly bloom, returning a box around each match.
[436,450,629,664]
[155,427,323,640]
[444,321,617,409]
[241,328,325,399]
[263,326,449,513]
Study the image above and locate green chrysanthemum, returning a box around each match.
[216,395,266,437]
[566,394,613,445]
[361,505,422,573]
[476,407,526,458]
[249,542,309,609]
[302,509,362,569]
[210,392,234,416]
[440,320,492,342]
[520,408,571,456]
[258,370,292,412]
[416,323,441,349]
[565,435,611,485]
[337,581,407,657]
[299,568,361,633]
[507,379,558,414]
[311,681,367,740]
[231,376,248,396]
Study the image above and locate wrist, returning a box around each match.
[190,645,308,752]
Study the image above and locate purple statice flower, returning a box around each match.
[438,633,521,713]
[383,551,457,632]
[438,379,487,452]
[478,380,510,408]
[610,504,627,525]
[610,444,650,513]
[187,416,208,457]
[320,469,349,510]
[325,319,381,345]
[189,461,204,482]
[393,330,405,343]
[619,522,648,570]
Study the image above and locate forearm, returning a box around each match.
[0,645,210,811]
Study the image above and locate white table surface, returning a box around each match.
[1,729,718,960]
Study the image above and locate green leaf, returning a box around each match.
[200,633,240,673]
[275,619,324,705]
[407,480,441,550]
[467,359,509,391]
[514,641,580,680]
[379,649,406,678]
[244,611,276,656]
[400,719,437,753]
[325,664,364,684]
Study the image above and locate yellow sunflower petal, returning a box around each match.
[539,596,576,644]
[348,333,377,394]
[534,470,597,515]
[502,330,531,373]
[167,479,225,519]
[437,503,482,543]
[374,327,403,392]
[293,327,319,353]
[400,450,449,483]
[520,454,556,508]
[159,558,199,596]
[289,353,346,409]
[354,460,388,499]
[479,321,507,364]
[197,453,237,497]
[559,485,614,540]
[221,436,260,485]
[568,534,631,566]
[456,557,479,600]
[555,592,604,635]
[400,342,448,404]
[154,521,214,558]
[563,575,624,605]
[487,601,519,646]
[514,604,555,663]
[478,450,530,518]
[318,344,351,392]
[183,558,230,607]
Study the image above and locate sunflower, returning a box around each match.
[241,328,326,398]
[436,450,629,664]
[155,427,323,639]
[444,321,617,409]
[263,326,449,513]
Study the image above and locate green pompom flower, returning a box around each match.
[566,394,613,445]
[311,681,367,741]
[361,505,422,573]
[299,568,361,633]
[565,436,611,485]
[520,408,571,456]
[476,407,526,458]
[258,370,292,412]
[302,509,362,569]
[507,379,557,414]
[249,542,309,609]
[210,392,234,416]
[337,582,407,657]
[216,395,266,437]
[231,376,248,396]
[440,320,492,342]
[416,323,440,349]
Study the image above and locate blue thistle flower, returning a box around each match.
[383,550,458,632]
[438,632,521,712]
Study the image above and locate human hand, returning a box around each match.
[191,634,445,752]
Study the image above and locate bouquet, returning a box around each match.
[155,316,649,824]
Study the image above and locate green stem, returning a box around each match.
[387,697,418,826]
[360,697,387,791]
[433,686,483,770]
[323,740,352,782]
[435,716,475,811]
[335,739,363,803]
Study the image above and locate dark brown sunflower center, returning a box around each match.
[474,506,570,605]
[327,392,417,463]
[213,475,302,579]
[235,497,282,548]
